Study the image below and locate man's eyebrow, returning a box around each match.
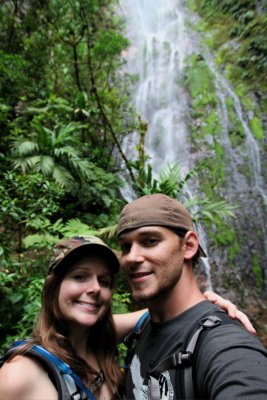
[117,236,126,243]
[122,230,162,240]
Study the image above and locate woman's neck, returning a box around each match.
[67,324,90,359]
[67,325,102,374]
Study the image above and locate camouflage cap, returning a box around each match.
[48,236,120,275]
[117,193,206,257]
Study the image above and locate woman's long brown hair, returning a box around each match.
[12,269,123,395]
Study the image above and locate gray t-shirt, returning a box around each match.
[124,300,267,399]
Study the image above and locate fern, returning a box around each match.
[60,218,96,237]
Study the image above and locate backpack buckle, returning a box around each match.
[180,351,193,364]
[199,315,222,328]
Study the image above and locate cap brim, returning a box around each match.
[52,243,120,274]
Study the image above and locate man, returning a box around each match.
[117,193,267,399]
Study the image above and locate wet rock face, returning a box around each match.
[195,266,267,347]
[251,304,267,348]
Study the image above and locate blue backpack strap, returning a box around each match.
[124,311,150,369]
[1,340,72,400]
[8,340,96,400]
[133,311,150,333]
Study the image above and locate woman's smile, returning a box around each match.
[74,299,103,314]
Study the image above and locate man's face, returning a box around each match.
[118,226,184,303]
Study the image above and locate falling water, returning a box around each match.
[120,0,196,175]
[119,0,267,291]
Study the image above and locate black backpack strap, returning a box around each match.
[148,315,222,400]
[182,315,222,399]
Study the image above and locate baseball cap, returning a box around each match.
[48,236,120,275]
[117,193,206,257]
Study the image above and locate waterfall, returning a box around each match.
[120,0,196,175]
[119,0,267,291]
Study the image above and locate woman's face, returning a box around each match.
[58,256,113,329]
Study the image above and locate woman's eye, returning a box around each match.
[72,274,86,281]
[99,278,111,288]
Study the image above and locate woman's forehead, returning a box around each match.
[66,256,112,274]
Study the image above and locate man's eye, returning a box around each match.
[120,243,131,253]
[144,238,158,246]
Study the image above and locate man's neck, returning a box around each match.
[148,268,205,323]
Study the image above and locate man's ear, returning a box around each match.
[183,231,199,260]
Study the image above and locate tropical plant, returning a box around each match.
[11,121,92,189]
[99,158,237,240]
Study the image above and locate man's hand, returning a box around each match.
[204,290,256,335]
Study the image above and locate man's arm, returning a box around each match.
[113,292,256,342]
[196,324,267,399]
[113,309,148,342]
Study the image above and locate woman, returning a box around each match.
[0,236,125,400]
[0,236,255,400]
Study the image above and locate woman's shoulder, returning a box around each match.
[0,354,58,400]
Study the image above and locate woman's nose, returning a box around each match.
[86,277,101,294]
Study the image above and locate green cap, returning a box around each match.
[48,236,120,275]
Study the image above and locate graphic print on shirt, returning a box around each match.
[130,354,174,400]
[130,354,148,399]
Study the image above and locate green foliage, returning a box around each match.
[249,116,263,140]
[0,0,136,350]
[0,271,43,350]
[22,218,109,252]
[0,51,31,105]
[225,96,246,147]
[0,170,65,266]
[130,155,237,228]
[11,121,92,189]
[183,54,229,188]
[0,1,50,101]
[252,254,264,290]
[173,50,244,266]
[0,171,65,220]
[93,30,129,62]
[112,292,131,315]
[131,158,198,199]
[183,54,222,152]
[189,198,237,224]
[189,0,267,96]
[10,276,43,343]
[112,290,132,364]
[184,54,216,98]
